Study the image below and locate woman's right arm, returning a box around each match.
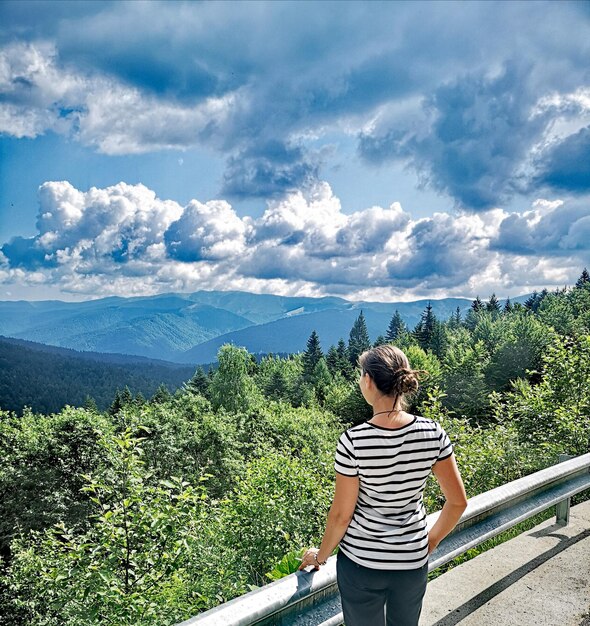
[298,472,359,570]
[428,453,468,553]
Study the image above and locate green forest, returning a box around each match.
[0,338,195,415]
[1,273,590,625]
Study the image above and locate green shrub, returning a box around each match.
[0,407,111,557]
[2,429,206,626]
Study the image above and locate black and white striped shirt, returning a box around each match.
[334,415,453,570]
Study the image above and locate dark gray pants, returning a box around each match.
[336,550,428,626]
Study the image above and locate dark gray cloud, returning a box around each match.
[328,206,410,258]
[0,236,52,270]
[221,141,320,199]
[239,241,381,288]
[533,126,590,194]
[1,1,589,206]
[385,212,492,287]
[360,63,554,210]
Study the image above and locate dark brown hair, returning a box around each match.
[359,345,423,402]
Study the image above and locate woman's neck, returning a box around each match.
[371,395,401,415]
[369,396,412,427]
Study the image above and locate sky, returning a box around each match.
[0,0,589,303]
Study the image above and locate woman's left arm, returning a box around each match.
[428,453,468,553]
[298,472,359,570]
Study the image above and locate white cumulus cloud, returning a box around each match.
[165,200,249,261]
[0,179,588,300]
[0,41,236,154]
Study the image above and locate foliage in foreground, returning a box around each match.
[4,430,206,626]
[1,280,590,625]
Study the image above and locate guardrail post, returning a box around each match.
[556,454,573,525]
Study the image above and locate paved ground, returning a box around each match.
[420,500,590,626]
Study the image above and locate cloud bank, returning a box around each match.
[1,1,589,209]
[1,180,587,301]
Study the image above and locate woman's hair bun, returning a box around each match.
[359,344,425,400]
[390,367,419,396]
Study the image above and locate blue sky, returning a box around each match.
[0,0,589,302]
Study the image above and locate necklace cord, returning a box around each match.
[372,399,401,418]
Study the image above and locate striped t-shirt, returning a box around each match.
[334,415,453,570]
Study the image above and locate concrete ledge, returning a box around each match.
[421,500,590,626]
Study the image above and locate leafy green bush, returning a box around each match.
[114,394,243,498]
[504,334,590,456]
[485,312,553,390]
[212,449,333,587]
[238,401,343,461]
[403,344,442,410]
[441,341,490,420]
[2,430,206,626]
[323,374,371,424]
[0,407,111,558]
[209,345,263,413]
[420,388,552,510]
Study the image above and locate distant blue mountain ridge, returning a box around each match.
[0,290,527,365]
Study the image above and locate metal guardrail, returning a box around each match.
[178,452,590,626]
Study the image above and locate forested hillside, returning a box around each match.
[0,273,589,626]
[0,337,195,414]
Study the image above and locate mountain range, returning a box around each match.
[0,290,521,364]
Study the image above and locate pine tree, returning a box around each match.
[373,335,386,347]
[335,338,354,379]
[311,358,332,402]
[185,366,209,396]
[83,395,99,413]
[503,297,513,314]
[150,384,172,405]
[336,338,349,362]
[575,268,590,288]
[524,292,536,311]
[109,386,132,416]
[524,290,548,313]
[120,386,133,405]
[266,367,289,400]
[385,310,408,342]
[448,306,462,329]
[348,311,371,366]
[429,320,447,359]
[108,390,123,416]
[303,331,323,381]
[414,303,437,352]
[486,293,501,317]
[326,345,339,375]
[464,297,484,331]
[247,353,258,376]
[471,296,484,312]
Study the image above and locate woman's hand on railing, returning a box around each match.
[298,547,326,571]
